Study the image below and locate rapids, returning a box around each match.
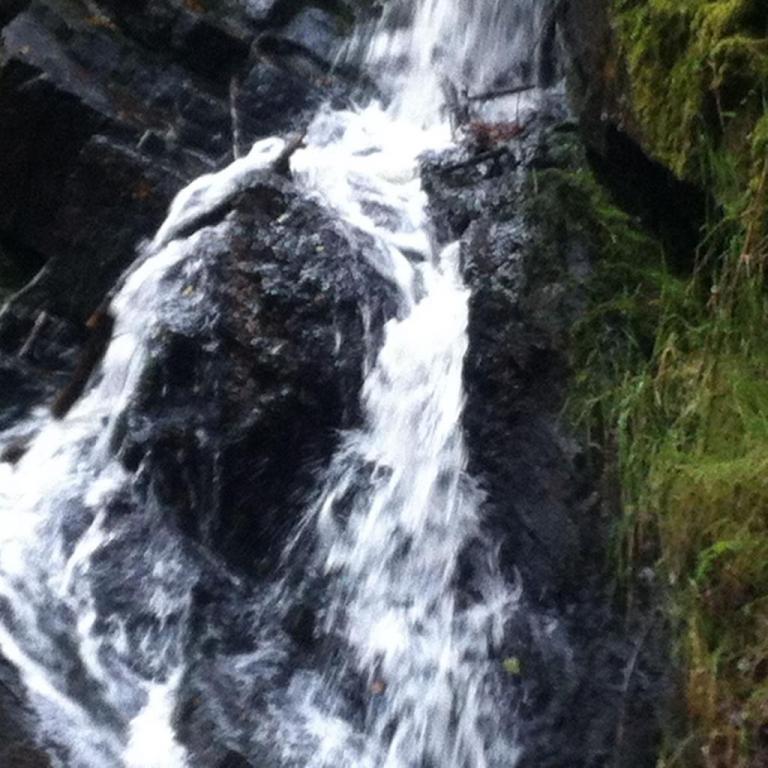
[0,1,545,765]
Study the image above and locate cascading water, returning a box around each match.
[0,138,292,767]
[0,0,544,765]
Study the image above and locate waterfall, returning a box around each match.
[0,1,544,765]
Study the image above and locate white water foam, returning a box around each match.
[0,140,286,767]
[0,0,541,764]
[266,107,520,768]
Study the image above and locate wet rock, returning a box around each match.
[423,110,589,595]
[0,655,50,767]
[0,302,84,372]
[0,330,77,431]
[173,11,250,82]
[0,45,105,276]
[461,211,586,592]
[0,0,27,25]
[242,0,285,26]
[423,111,665,768]
[233,45,355,156]
[0,439,28,464]
[94,0,253,75]
[50,308,114,419]
[96,172,398,766]
[218,751,255,768]
[0,0,365,436]
[555,0,626,150]
[116,174,397,575]
[423,146,521,244]
[0,0,375,763]
[278,6,345,66]
[42,136,188,320]
[0,0,363,309]
[236,6,354,149]
[0,357,53,431]
[0,744,52,767]
[0,1,230,333]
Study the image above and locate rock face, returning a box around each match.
[116,176,397,574]
[0,0,374,760]
[92,171,396,768]
[0,0,354,424]
[556,0,706,266]
[0,656,51,767]
[423,108,666,768]
[423,108,589,597]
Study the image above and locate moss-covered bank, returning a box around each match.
[564,1,768,765]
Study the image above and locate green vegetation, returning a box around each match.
[502,656,522,676]
[612,0,767,193]
[564,2,768,764]
[563,172,768,765]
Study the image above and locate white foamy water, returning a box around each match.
[0,0,543,764]
[267,234,521,766]
[356,0,547,125]
[0,141,287,767]
[255,1,540,764]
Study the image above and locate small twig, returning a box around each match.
[229,74,243,160]
[273,130,308,177]
[17,310,49,359]
[435,147,511,176]
[467,83,536,103]
[612,617,656,768]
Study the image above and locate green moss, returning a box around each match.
[570,7,768,759]
[502,657,522,676]
[612,0,706,178]
[612,0,768,214]
[642,349,768,763]
[572,248,768,766]
[753,112,768,156]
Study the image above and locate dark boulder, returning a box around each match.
[0,355,57,430]
[0,0,232,335]
[233,57,325,149]
[116,173,397,575]
[31,136,188,323]
[0,744,52,767]
[0,45,106,278]
[555,0,626,150]
[99,173,396,766]
[423,112,590,596]
[0,0,362,332]
[94,0,254,82]
[0,0,28,25]
[218,750,255,768]
[0,0,363,440]
[0,1,374,764]
[272,6,345,66]
[234,6,355,150]
[0,301,82,428]
[460,211,587,593]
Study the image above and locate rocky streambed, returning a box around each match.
[0,2,675,767]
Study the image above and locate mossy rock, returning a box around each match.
[612,0,768,210]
